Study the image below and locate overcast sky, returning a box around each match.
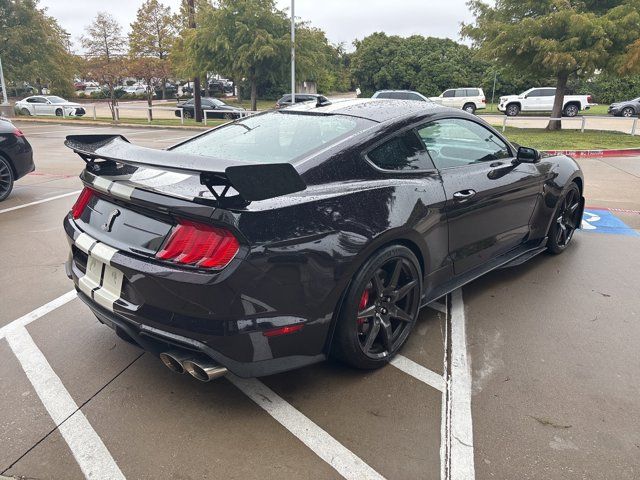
[39,0,473,52]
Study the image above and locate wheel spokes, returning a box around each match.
[389,305,413,323]
[394,279,417,302]
[379,318,393,351]
[388,259,402,289]
[357,304,376,319]
[363,321,380,351]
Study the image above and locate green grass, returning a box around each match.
[483,103,610,116]
[500,127,640,150]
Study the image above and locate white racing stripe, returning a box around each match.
[228,375,386,480]
[448,289,475,480]
[390,355,445,392]
[5,327,125,480]
[0,190,82,215]
[0,290,77,340]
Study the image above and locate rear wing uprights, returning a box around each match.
[64,134,307,204]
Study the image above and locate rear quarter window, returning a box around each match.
[367,131,434,171]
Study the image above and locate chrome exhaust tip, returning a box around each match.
[159,351,192,374]
[183,358,228,382]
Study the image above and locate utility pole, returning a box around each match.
[187,0,202,122]
[291,0,295,103]
[0,57,8,105]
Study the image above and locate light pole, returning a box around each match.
[0,57,8,106]
[291,0,295,103]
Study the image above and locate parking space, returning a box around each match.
[1,122,639,479]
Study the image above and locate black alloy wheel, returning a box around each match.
[547,183,581,254]
[333,245,422,369]
[0,156,14,201]
[621,107,635,117]
[184,110,194,119]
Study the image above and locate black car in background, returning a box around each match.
[0,117,34,201]
[608,97,640,117]
[175,97,245,119]
[275,93,330,108]
[63,99,584,381]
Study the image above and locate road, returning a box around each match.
[1,122,638,480]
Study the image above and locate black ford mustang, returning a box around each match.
[63,99,584,380]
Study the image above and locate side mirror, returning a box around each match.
[515,146,540,163]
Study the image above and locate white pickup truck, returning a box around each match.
[498,87,596,117]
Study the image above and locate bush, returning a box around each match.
[574,74,640,104]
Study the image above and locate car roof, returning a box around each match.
[284,98,446,123]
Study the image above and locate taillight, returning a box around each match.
[482,98,486,103]
[71,187,94,219]
[156,219,239,269]
[12,127,25,137]
[587,95,592,103]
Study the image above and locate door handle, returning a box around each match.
[453,189,476,200]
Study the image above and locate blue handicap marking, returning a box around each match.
[581,209,639,237]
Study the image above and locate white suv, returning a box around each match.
[429,88,486,114]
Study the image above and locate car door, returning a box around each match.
[453,89,468,109]
[522,89,542,111]
[417,117,544,275]
[440,90,455,107]
[539,88,556,111]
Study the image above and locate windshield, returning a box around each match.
[47,96,67,104]
[172,111,369,163]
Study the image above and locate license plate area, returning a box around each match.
[78,253,124,312]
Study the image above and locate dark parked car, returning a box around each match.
[275,93,330,109]
[0,117,34,201]
[608,97,640,117]
[175,97,245,119]
[63,99,584,381]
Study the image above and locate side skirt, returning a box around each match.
[420,239,547,307]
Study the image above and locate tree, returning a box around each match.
[128,57,172,120]
[191,0,289,111]
[351,33,488,97]
[462,1,640,130]
[82,12,126,120]
[0,0,74,96]
[129,0,178,99]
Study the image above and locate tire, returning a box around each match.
[563,104,579,117]
[0,155,15,202]
[505,103,520,116]
[463,103,476,114]
[223,112,234,120]
[184,110,193,119]
[55,108,63,117]
[20,108,31,116]
[547,183,581,254]
[621,107,635,118]
[332,245,422,370]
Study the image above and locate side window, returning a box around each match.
[367,130,434,171]
[466,89,479,96]
[527,90,540,98]
[455,89,467,97]
[542,88,556,96]
[26,98,37,103]
[417,118,512,169]
[407,93,425,101]
[442,90,455,98]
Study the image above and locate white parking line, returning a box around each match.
[0,190,81,215]
[445,289,475,480]
[390,355,445,392]
[0,290,76,340]
[5,327,125,480]
[228,375,386,480]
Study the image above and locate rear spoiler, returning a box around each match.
[64,134,306,204]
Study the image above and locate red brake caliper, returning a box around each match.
[357,289,370,325]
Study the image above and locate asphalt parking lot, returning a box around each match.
[1,122,639,480]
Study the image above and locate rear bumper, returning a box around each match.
[7,137,34,180]
[63,215,335,377]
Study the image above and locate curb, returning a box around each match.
[11,117,210,131]
[544,148,640,158]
